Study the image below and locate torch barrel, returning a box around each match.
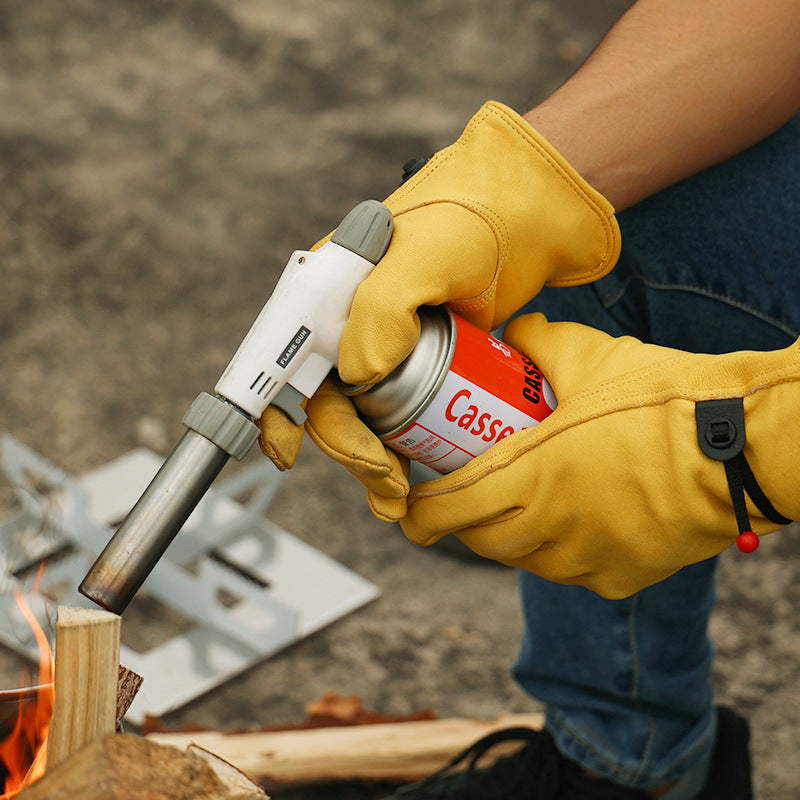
[78,429,230,614]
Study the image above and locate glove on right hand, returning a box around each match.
[260,101,621,478]
[335,100,621,388]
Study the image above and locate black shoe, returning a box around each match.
[381,725,651,799]
[695,706,753,800]
[380,708,753,800]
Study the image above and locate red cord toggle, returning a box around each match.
[736,530,760,553]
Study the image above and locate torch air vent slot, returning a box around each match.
[250,372,274,397]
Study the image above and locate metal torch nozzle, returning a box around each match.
[79,393,260,614]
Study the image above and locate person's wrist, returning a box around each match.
[523,101,631,211]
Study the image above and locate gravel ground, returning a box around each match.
[0,2,797,797]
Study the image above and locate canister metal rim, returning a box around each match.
[341,305,456,437]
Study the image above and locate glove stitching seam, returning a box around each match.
[390,102,619,285]
[520,342,800,407]
[567,360,800,404]
[259,436,291,472]
[391,200,507,313]
[387,105,494,203]
[305,420,409,500]
[409,372,800,502]
[482,102,619,282]
[306,428,394,475]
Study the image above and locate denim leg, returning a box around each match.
[514,561,717,787]
[512,113,800,788]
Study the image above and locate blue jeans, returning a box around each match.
[513,114,800,789]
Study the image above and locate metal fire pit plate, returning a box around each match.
[0,434,379,725]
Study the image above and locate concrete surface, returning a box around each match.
[0,1,797,797]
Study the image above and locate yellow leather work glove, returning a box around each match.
[335,100,620,387]
[260,101,621,479]
[399,314,799,598]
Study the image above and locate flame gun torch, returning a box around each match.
[79,200,394,615]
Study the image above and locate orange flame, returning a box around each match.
[0,570,55,797]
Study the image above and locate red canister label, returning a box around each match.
[382,314,556,473]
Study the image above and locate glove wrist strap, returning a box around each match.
[695,398,792,552]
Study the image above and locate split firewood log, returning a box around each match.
[148,711,546,787]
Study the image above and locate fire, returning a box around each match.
[0,574,55,797]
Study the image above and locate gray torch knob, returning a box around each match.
[331,199,393,264]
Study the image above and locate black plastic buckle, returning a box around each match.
[695,398,791,552]
[696,398,745,462]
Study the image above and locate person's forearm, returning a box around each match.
[524,0,800,210]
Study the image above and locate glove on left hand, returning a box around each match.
[400,314,800,598]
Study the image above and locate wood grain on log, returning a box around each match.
[149,712,545,786]
[46,606,120,770]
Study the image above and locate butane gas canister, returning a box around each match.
[344,306,557,474]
